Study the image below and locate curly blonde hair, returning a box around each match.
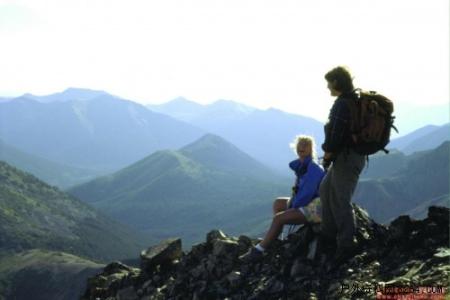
[289,135,317,161]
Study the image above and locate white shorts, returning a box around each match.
[297,197,322,223]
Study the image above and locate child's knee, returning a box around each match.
[273,213,286,226]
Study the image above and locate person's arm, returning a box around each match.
[322,151,334,170]
[321,99,350,153]
[291,164,325,208]
[288,159,300,208]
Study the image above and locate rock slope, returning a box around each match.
[82,205,449,300]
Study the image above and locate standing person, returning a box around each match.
[239,135,325,263]
[319,66,366,265]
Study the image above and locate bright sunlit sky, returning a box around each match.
[1,0,449,123]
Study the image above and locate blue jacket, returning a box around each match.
[289,156,325,208]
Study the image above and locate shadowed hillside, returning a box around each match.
[0,250,103,300]
[0,161,149,261]
[354,141,450,223]
[0,161,160,299]
[0,139,104,188]
[69,134,291,247]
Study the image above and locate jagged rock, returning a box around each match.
[206,229,228,245]
[83,205,450,300]
[226,271,242,289]
[191,280,207,298]
[237,235,253,254]
[104,261,135,275]
[285,224,315,258]
[434,247,450,259]
[82,261,140,300]
[266,277,284,294]
[190,243,207,258]
[140,238,182,273]
[306,237,318,260]
[189,264,205,279]
[212,239,239,257]
[290,258,313,277]
[428,206,449,225]
[205,255,217,273]
[388,215,412,243]
[116,286,137,300]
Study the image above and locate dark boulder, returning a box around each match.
[140,238,182,274]
[82,205,450,300]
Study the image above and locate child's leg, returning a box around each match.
[259,209,306,249]
[272,197,290,215]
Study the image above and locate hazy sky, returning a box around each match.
[1,0,448,123]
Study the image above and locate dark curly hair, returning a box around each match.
[324,66,354,94]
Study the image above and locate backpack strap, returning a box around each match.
[343,92,361,143]
[392,124,399,133]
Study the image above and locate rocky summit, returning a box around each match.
[82,205,449,300]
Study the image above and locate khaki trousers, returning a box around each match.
[319,149,365,248]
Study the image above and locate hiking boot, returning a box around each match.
[238,247,264,264]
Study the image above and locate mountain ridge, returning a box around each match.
[69,134,290,246]
[147,98,324,173]
[354,141,450,223]
[0,92,204,171]
[0,139,104,188]
[389,123,450,154]
[22,87,109,103]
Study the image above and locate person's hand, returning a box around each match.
[322,152,333,170]
[323,152,333,160]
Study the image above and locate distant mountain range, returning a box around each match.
[22,87,109,103]
[149,98,449,174]
[354,141,450,223]
[69,134,291,247]
[0,88,204,172]
[1,88,446,182]
[147,97,258,123]
[0,139,104,189]
[360,123,449,180]
[148,98,324,173]
[388,123,450,154]
[393,102,449,137]
[1,88,447,300]
[359,149,407,180]
[68,132,449,244]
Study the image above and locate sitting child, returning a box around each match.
[239,135,325,263]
